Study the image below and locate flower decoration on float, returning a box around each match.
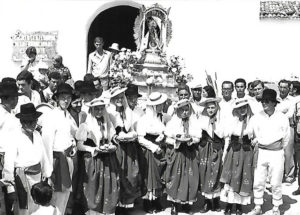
[167,55,193,85]
[109,48,141,88]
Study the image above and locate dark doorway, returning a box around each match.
[87,6,139,58]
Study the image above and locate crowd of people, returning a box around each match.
[0,36,300,215]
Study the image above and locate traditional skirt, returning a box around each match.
[198,131,224,199]
[116,140,142,206]
[14,163,41,215]
[220,135,254,205]
[84,152,120,214]
[139,133,166,200]
[166,143,199,204]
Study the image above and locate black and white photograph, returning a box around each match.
[0,0,300,214]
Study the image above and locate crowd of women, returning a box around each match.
[0,41,297,215]
[0,66,297,215]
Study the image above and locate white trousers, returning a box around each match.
[51,156,73,215]
[253,149,284,207]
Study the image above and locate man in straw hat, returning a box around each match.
[248,89,290,215]
[42,83,77,215]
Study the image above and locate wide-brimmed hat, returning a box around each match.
[261,89,280,103]
[147,92,168,106]
[86,96,109,107]
[109,86,127,98]
[53,83,73,98]
[125,84,142,97]
[0,82,21,97]
[16,103,42,120]
[232,98,249,109]
[199,97,222,106]
[175,99,190,109]
[108,43,120,52]
[78,81,98,94]
[232,98,251,116]
[188,81,202,90]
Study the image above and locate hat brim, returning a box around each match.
[16,111,42,120]
[86,99,109,107]
[147,94,168,106]
[108,48,120,52]
[233,102,249,109]
[199,97,222,106]
[110,88,127,98]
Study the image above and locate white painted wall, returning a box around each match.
[0,0,299,89]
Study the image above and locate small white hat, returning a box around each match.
[147,92,168,106]
[232,98,249,109]
[108,86,127,98]
[108,43,120,52]
[86,96,109,107]
[175,99,190,109]
[188,81,202,89]
[199,97,222,106]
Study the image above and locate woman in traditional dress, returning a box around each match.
[106,86,142,214]
[136,92,168,213]
[198,97,227,213]
[76,96,119,215]
[3,103,51,215]
[164,99,201,215]
[220,98,254,215]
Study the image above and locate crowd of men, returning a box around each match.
[0,36,300,215]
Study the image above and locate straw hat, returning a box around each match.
[175,99,190,109]
[232,98,249,109]
[232,98,252,116]
[108,43,120,52]
[188,81,202,89]
[147,92,168,106]
[199,97,222,106]
[109,86,127,98]
[86,96,109,107]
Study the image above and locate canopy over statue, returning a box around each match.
[134,4,172,69]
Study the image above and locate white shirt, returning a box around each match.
[42,108,77,168]
[3,130,51,181]
[14,90,42,113]
[277,95,295,119]
[31,205,61,215]
[87,50,111,78]
[219,98,235,123]
[0,105,21,152]
[248,99,263,115]
[248,110,290,148]
[42,87,54,103]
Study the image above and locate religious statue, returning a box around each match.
[134,4,172,66]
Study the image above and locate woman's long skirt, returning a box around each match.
[165,143,199,204]
[84,152,119,214]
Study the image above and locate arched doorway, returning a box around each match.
[87,5,139,57]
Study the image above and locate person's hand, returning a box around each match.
[155,147,162,155]
[155,134,164,143]
[117,131,126,141]
[251,138,258,147]
[0,179,14,187]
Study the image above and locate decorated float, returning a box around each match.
[109,3,192,99]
